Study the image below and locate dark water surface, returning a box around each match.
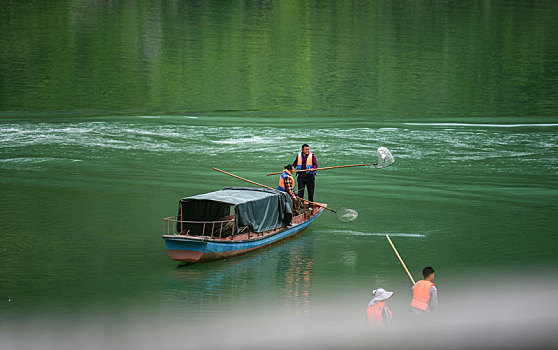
[1,1,558,348]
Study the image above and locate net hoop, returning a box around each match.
[376,147,395,168]
[336,207,359,222]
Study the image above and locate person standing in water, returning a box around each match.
[411,266,438,316]
[366,288,393,326]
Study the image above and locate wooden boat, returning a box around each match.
[162,187,325,263]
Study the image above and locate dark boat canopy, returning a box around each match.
[179,187,293,234]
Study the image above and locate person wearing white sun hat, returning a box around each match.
[366,288,393,326]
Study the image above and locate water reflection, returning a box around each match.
[161,235,315,317]
[2,1,557,117]
[276,243,314,315]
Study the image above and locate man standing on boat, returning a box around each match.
[278,164,301,214]
[411,266,438,317]
[292,144,317,208]
[277,164,297,199]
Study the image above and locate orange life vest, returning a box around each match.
[411,280,434,311]
[366,301,392,325]
[278,170,295,194]
[296,152,316,175]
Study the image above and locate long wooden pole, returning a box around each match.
[212,167,336,213]
[385,234,416,285]
[266,163,376,176]
[213,167,273,189]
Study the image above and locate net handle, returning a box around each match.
[267,163,375,176]
[266,146,394,176]
[212,167,336,213]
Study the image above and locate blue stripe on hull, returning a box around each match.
[164,209,323,256]
[165,239,207,252]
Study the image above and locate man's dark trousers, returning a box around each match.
[297,176,315,205]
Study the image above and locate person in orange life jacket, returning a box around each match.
[277,164,296,199]
[292,144,317,208]
[411,266,438,317]
[366,288,393,326]
[278,164,301,213]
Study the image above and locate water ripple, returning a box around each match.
[320,230,426,238]
[1,119,556,174]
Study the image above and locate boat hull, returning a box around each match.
[163,208,323,263]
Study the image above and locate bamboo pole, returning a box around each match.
[385,234,416,285]
[266,163,376,176]
[213,167,273,189]
[212,167,336,213]
[297,197,336,213]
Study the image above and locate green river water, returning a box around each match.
[1,1,558,349]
